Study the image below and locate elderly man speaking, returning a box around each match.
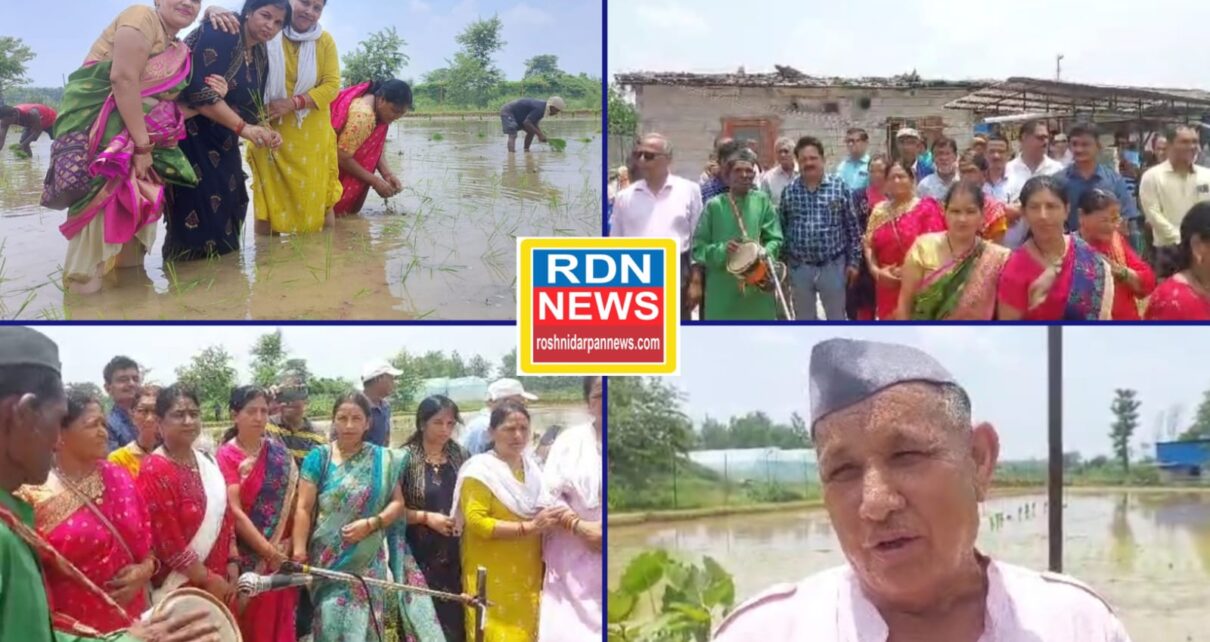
[714,338,1130,642]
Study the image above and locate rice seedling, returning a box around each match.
[547,138,567,152]
[430,132,444,141]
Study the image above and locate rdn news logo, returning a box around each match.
[517,238,679,375]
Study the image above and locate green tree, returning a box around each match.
[0,37,35,102]
[282,358,312,384]
[698,416,727,449]
[250,330,287,387]
[523,54,560,79]
[175,347,238,416]
[445,16,505,107]
[65,382,106,406]
[608,377,694,488]
[341,27,409,87]
[789,411,811,448]
[608,83,637,139]
[1110,389,1141,472]
[499,348,517,378]
[1179,388,1210,440]
[448,351,467,377]
[389,348,426,409]
[466,354,492,378]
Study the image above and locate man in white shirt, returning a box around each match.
[1001,120,1064,246]
[916,137,959,201]
[759,136,798,210]
[715,339,1132,642]
[1140,124,1210,277]
[610,132,704,319]
[459,378,538,455]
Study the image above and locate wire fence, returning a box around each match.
[611,448,821,512]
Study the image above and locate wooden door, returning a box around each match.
[721,117,780,170]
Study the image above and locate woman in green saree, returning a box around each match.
[291,392,443,642]
[48,0,279,295]
[895,182,1010,320]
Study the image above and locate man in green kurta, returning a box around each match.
[0,327,219,642]
[692,149,785,319]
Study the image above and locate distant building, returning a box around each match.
[1155,439,1210,482]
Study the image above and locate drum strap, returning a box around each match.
[726,193,754,241]
[56,470,153,606]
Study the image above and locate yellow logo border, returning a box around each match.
[517,237,679,375]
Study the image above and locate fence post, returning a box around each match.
[672,452,679,509]
[724,451,729,507]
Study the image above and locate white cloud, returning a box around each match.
[503,3,554,26]
[409,0,432,12]
[633,3,711,36]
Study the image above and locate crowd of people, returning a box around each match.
[0,328,602,642]
[7,0,564,295]
[609,119,1210,321]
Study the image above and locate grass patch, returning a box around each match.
[430,132,444,141]
[547,137,567,152]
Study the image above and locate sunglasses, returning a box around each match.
[635,151,664,161]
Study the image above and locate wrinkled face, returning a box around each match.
[234,395,269,439]
[1023,188,1067,238]
[1070,134,1099,164]
[816,384,996,610]
[133,393,159,443]
[728,161,755,193]
[933,145,957,173]
[332,402,368,444]
[290,0,324,31]
[160,395,201,451]
[776,146,794,169]
[1021,124,1049,157]
[885,164,915,200]
[60,401,109,463]
[985,141,1009,169]
[635,138,670,176]
[281,399,307,424]
[423,407,458,444]
[1079,205,1118,243]
[491,411,531,459]
[945,188,983,239]
[796,144,824,177]
[1171,129,1200,165]
[374,96,410,124]
[157,0,202,30]
[3,392,67,485]
[245,4,288,44]
[897,137,920,159]
[105,367,141,408]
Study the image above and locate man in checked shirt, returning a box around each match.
[778,136,863,320]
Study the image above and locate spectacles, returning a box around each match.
[845,139,862,144]
[636,151,664,161]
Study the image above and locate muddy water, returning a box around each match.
[609,491,1210,642]
[0,117,601,320]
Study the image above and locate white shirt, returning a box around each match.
[714,559,1131,642]
[1139,160,1210,246]
[917,171,959,202]
[1002,155,1065,246]
[759,163,798,210]
[609,175,704,253]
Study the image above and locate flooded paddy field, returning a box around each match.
[608,490,1210,642]
[0,117,601,320]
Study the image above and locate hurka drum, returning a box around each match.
[726,240,786,292]
[145,588,242,642]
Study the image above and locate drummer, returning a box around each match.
[691,148,785,320]
[0,327,220,642]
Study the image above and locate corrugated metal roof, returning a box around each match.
[944,77,1210,118]
[614,67,989,90]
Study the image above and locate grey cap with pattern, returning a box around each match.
[0,326,61,374]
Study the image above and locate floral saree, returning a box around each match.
[216,438,298,642]
[998,236,1115,320]
[331,83,391,216]
[52,41,198,282]
[300,444,443,642]
[865,197,946,319]
[911,236,1010,320]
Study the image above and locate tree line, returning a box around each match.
[66,331,578,421]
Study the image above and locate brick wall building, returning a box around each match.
[615,68,988,177]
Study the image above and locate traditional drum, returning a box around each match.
[726,241,786,292]
[145,588,242,642]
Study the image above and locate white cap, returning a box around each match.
[547,96,566,113]
[488,378,538,402]
[896,127,922,140]
[362,361,403,383]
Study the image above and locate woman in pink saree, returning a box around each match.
[47,0,271,294]
[216,386,299,642]
[17,389,155,634]
[863,158,947,319]
[331,79,413,216]
[538,377,605,642]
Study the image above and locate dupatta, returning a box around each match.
[309,445,403,573]
[153,449,229,602]
[218,439,298,574]
[1026,236,1115,320]
[331,82,391,214]
[913,239,1008,320]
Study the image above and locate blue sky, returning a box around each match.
[609,0,1210,89]
[673,327,1210,462]
[10,0,601,86]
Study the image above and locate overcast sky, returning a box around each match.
[12,0,600,87]
[28,325,519,387]
[609,0,1210,90]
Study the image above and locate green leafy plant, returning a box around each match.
[430,132,444,141]
[547,137,567,152]
[608,550,736,642]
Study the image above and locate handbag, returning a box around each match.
[41,130,95,210]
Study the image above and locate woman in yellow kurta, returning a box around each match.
[452,401,563,642]
[246,0,342,234]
